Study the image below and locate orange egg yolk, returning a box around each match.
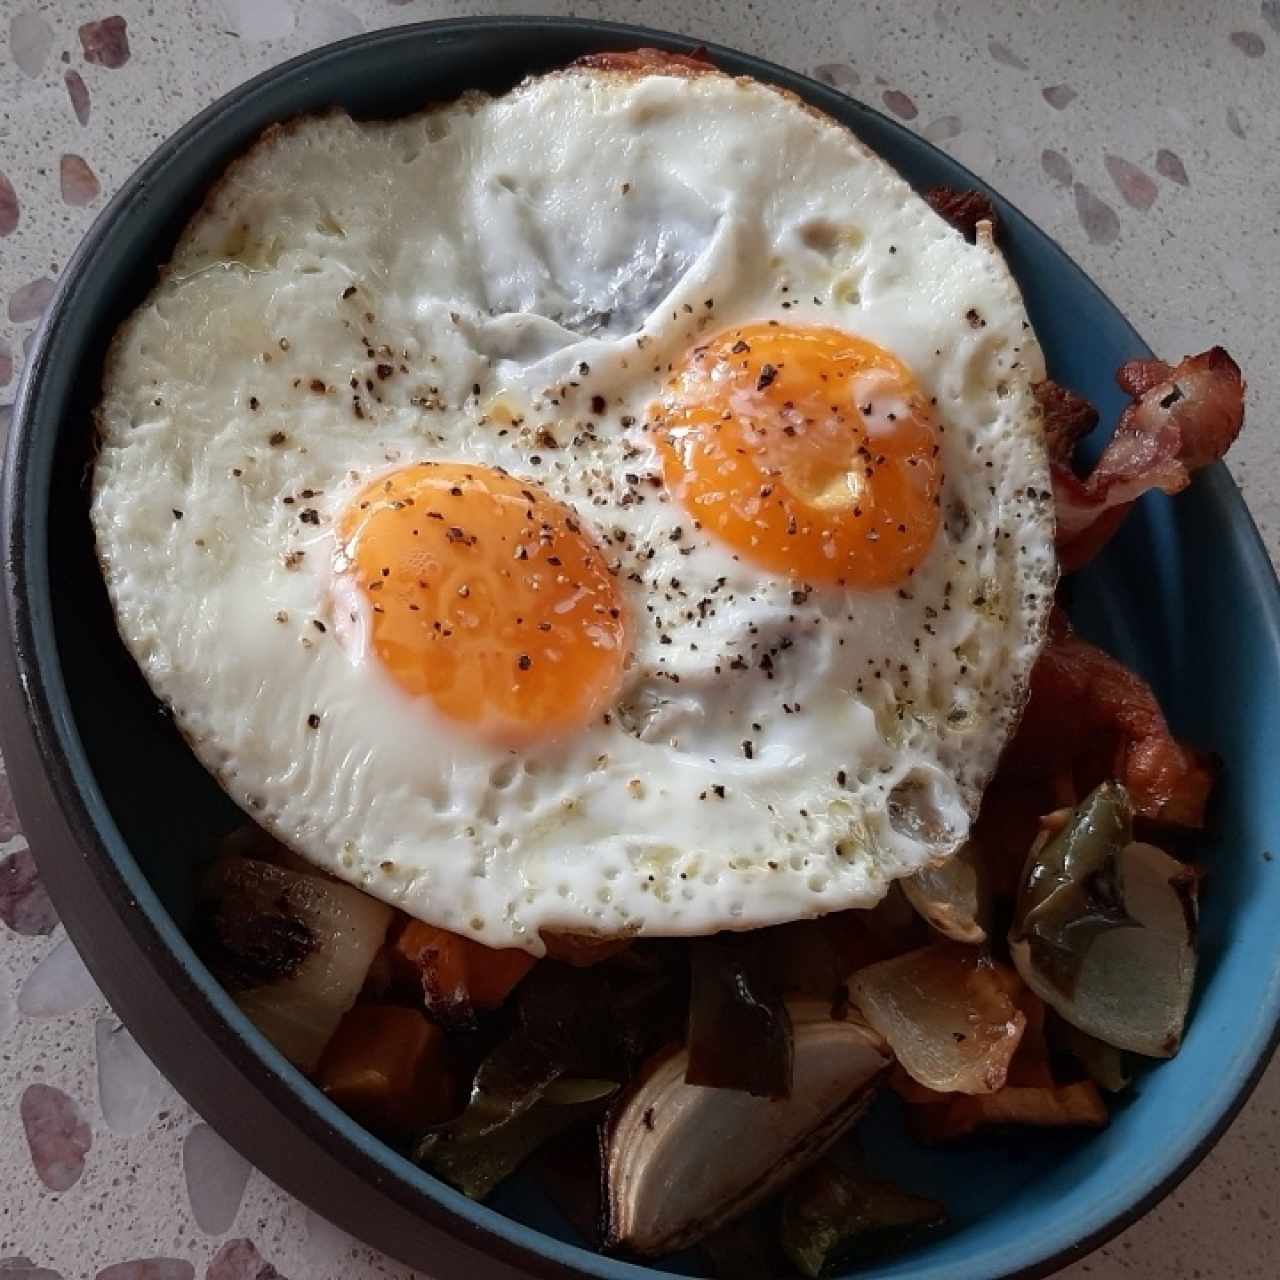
[338,463,627,744]
[656,324,942,586]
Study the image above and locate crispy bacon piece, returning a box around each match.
[1002,614,1215,828]
[1055,347,1245,572]
[925,186,998,242]
[1035,379,1099,463]
[574,47,714,77]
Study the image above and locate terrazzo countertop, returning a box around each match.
[2,2,1278,1277]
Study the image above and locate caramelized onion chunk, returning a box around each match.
[849,943,1026,1095]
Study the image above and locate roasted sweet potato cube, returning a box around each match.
[909,1081,1108,1144]
[391,920,536,1020]
[317,1004,457,1137]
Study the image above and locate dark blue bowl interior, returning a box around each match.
[8,19,1280,1280]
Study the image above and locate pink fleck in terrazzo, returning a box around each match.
[1230,30,1266,57]
[1156,148,1190,186]
[881,88,918,120]
[987,39,1028,71]
[0,339,12,388]
[1041,148,1073,188]
[79,16,130,69]
[9,278,54,324]
[20,1084,92,1192]
[206,1241,286,1280]
[0,756,18,837]
[60,155,100,207]
[1042,84,1077,110]
[0,1258,63,1280]
[1073,182,1120,245]
[1104,154,1158,211]
[0,849,58,936]
[813,62,857,90]
[0,173,19,237]
[65,71,91,125]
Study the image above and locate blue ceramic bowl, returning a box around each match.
[3,18,1279,1280]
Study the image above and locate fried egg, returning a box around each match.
[91,60,1055,951]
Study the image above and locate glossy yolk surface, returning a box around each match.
[656,324,942,586]
[338,463,627,743]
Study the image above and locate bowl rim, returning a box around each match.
[4,15,1280,1280]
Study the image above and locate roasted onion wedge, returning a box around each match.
[194,854,393,1071]
[1010,783,1199,1058]
[901,840,989,944]
[849,943,1026,1095]
[602,1001,890,1257]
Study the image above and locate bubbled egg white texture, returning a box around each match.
[91,64,1056,951]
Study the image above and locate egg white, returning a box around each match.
[92,64,1055,951]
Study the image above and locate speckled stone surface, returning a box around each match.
[1,2,1278,1277]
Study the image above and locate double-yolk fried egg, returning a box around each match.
[92,59,1055,951]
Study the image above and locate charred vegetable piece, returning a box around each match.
[437,964,609,1144]
[781,1158,945,1276]
[686,932,793,1097]
[902,839,989,944]
[849,944,1026,1095]
[391,919,536,1025]
[603,1000,890,1257]
[419,956,675,1187]
[316,1004,457,1138]
[194,855,392,1071]
[908,1081,1108,1143]
[1010,784,1198,1057]
[422,1078,617,1200]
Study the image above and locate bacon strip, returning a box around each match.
[1001,616,1215,827]
[925,187,998,242]
[1054,347,1245,572]
[1035,379,1099,463]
